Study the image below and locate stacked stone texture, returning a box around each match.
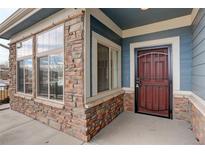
[86,94,124,139]
[9,11,89,141]
[9,11,124,142]
[174,95,205,144]
[173,96,192,122]
[191,102,205,144]
[123,93,134,112]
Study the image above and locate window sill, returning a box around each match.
[85,88,124,108]
[14,93,33,100]
[34,98,64,109]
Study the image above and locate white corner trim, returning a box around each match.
[122,87,134,93]
[92,31,121,49]
[173,90,193,96]
[191,8,199,24]
[130,36,180,91]
[122,15,192,38]
[86,8,122,37]
[85,9,91,98]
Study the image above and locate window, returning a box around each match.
[111,49,118,89]
[17,61,24,92]
[24,59,32,93]
[91,32,121,98]
[16,38,33,94]
[97,44,109,92]
[36,25,64,102]
[17,39,32,58]
[38,57,48,98]
[97,43,120,93]
[37,25,64,53]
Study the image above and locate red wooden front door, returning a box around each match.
[136,47,170,118]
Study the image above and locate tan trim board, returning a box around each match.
[122,15,192,38]
[191,8,200,24]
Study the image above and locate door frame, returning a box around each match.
[134,45,173,119]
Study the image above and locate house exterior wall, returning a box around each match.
[7,8,205,143]
[9,9,125,142]
[122,27,192,112]
[84,13,124,138]
[88,15,122,97]
[9,10,89,141]
[122,26,192,91]
[192,8,205,100]
[90,16,122,46]
[190,8,205,144]
[173,92,205,144]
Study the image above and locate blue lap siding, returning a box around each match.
[89,15,192,92]
[122,26,192,91]
[192,8,205,100]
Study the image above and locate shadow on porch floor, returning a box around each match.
[88,112,199,145]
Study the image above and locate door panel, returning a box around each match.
[136,48,170,117]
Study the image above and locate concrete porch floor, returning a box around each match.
[89,112,199,144]
[0,109,199,145]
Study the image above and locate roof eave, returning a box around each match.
[0,8,42,39]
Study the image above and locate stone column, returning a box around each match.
[63,11,88,141]
[8,43,16,106]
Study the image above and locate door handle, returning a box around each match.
[136,78,141,88]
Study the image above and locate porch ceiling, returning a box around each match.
[101,8,193,30]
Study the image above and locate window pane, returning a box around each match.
[17,38,32,58]
[38,57,48,98]
[17,60,24,92]
[37,25,64,53]
[97,43,109,92]
[111,50,118,89]
[24,59,32,94]
[49,54,63,101]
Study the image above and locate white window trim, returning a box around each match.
[36,24,64,104]
[16,37,33,95]
[130,36,180,92]
[89,31,122,101]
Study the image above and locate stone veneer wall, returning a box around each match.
[191,104,205,144]
[124,92,134,112]
[173,95,192,122]
[9,10,125,142]
[85,92,124,140]
[9,11,89,141]
[173,94,205,144]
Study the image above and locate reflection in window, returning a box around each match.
[24,59,32,94]
[16,39,32,58]
[17,60,24,92]
[36,25,64,103]
[17,59,32,94]
[96,42,120,94]
[97,43,109,92]
[37,25,64,53]
[49,55,63,101]
[38,57,48,98]
[16,38,33,94]
[111,50,118,89]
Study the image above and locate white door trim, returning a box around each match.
[130,36,180,91]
